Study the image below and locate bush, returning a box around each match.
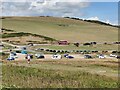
[1,28,15,32]
[0,52,5,55]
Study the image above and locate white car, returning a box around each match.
[10,53,18,58]
[35,53,45,59]
[98,54,105,59]
[110,54,117,57]
[52,54,62,59]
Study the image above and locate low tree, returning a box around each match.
[74,42,79,47]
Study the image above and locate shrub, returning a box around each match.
[1,28,15,32]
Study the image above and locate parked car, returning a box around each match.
[11,52,16,55]
[7,56,15,61]
[98,54,105,59]
[66,55,74,59]
[16,50,21,53]
[64,54,69,57]
[112,51,117,54]
[64,54,74,59]
[52,54,62,59]
[84,55,92,59]
[30,54,33,59]
[110,54,117,57]
[116,56,120,59]
[35,54,44,59]
[9,52,18,58]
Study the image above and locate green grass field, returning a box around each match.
[2,17,118,42]
[31,44,118,51]
[2,60,119,88]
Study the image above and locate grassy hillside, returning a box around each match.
[2,16,118,42]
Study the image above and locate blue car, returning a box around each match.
[67,56,74,59]
[64,54,69,57]
[66,55,74,59]
[64,54,74,59]
[7,57,15,61]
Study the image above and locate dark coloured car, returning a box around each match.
[11,52,17,56]
[37,55,44,59]
[116,56,120,59]
[66,55,74,59]
[112,51,117,54]
[16,50,21,53]
[83,43,91,46]
[64,54,69,57]
[30,54,33,59]
[91,42,97,45]
[46,49,50,52]
[35,54,45,59]
[84,55,92,59]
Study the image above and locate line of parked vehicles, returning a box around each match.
[7,52,120,61]
[36,48,100,54]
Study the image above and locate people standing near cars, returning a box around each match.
[27,54,31,64]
